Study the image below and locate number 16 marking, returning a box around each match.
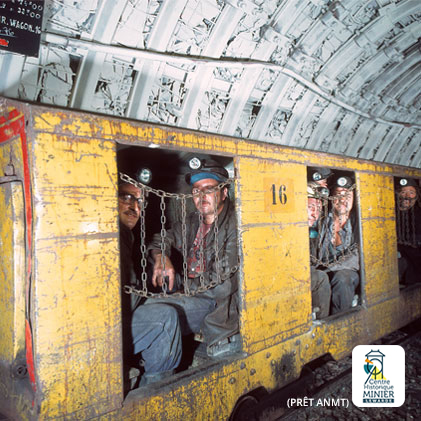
[271,184,287,205]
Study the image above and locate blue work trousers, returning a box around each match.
[131,303,182,374]
[144,295,216,337]
[330,269,359,315]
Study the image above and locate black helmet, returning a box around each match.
[185,158,229,185]
[396,177,418,189]
[333,175,353,189]
[309,167,333,182]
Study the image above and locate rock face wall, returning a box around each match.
[0,0,420,167]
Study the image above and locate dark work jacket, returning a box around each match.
[120,222,142,314]
[317,212,359,272]
[148,198,239,346]
[396,204,421,246]
[397,204,421,285]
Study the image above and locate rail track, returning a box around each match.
[230,319,421,421]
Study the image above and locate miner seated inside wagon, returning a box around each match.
[307,167,361,318]
[118,148,241,390]
[143,157,241,359]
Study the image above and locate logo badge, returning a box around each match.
[352,345,405,407]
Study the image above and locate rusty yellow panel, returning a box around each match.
[31,107,421,180]
[0,135,25,181]
[241,225,309,300]
[358,173,399,305]
[237,157,307,225]
[35,237,122,418]
[358,173,396,220]
[31,133,117,239]
[0,182,26,362]
[28,128,123,417]
[30,107,421,184]
[361,218,399,304]
[241,225,311,352]
[98,288,421,421]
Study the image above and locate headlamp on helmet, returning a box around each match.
[185,158,229,185]
[319,187,329,198]
[313,172,322,181]
[307,182,329,199]
[189,157,202,170]
[136,167,152,184]
[336,176,353,189]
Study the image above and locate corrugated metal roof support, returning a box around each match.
[70,0,127,110]
[0,54,25,98]
[250,74,293,140]
[126,0,188,120]
[178,5,243,128]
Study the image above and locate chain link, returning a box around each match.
[180,196,189,295]
[119,172,235,298]
[159,195,168,295]
[395,193,417,247]
[139,188,148,294]
[197,193,205,290]
[213,190,221,286]
[310,184,359,268]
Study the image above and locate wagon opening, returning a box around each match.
[307,167,362,320]
[394,176,421,289]
[116,144,241,393]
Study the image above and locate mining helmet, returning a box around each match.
[307,181,329,199]
[136,167,153,185]
[185,158,229,185]
[334,176,353,189]
[396,177,418,189]
[309,167,333,182]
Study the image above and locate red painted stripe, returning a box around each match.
[25,320,36,389]
[1,110,36,393]
[0,112,24,142]
[18,116,36,393]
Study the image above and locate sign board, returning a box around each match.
[0,0,44,57]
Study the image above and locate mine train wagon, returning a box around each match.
[1,97,420,420]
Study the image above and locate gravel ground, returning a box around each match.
[261,332,421,421]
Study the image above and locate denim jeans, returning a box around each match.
[144,295,216,337]
[131,303,182,374]
[330,269,359,314]
[311,267,331,319]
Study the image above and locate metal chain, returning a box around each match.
[212,190,221,285]
[159,195,168,295]
[180,195,189,295]
[139,188,148,294]
[395,191,417,248]
[396,193,403,243]
[411,205,416,246]
[310,184,359,268]
[197,192,206,290]
[119,172,236,298]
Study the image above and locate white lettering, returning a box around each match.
[316,397,348,406]
[8,18,35,32]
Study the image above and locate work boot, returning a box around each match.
[207,333,242,358]
[139,369,176,386]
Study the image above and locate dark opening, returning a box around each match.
[306,167,361,319]
[117,144,240,393]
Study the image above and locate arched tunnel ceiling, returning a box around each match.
[1,0,420,168]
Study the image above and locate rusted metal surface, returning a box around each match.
[0,98,420,420]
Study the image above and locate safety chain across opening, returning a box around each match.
[395,198,417,248]
[119,172,236,298]
[309,184,360,269]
